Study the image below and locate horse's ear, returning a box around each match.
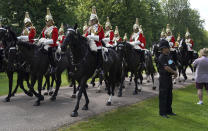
[74,23,78,30]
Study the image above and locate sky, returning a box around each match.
[189,0,208,30]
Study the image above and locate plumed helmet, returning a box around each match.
[59,23,64,33]
[133,18,139,30]
[45,7,53,22]
[24,12,32,24]
[90,6,98,21]
[161,28,166,37]
[123,33,128,41]
[114,26,119,35]
[105,17,112,29]
[185,28,191,38]
[166,24,172,34]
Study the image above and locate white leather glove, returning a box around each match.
[134,40,141,45]
[17,36,29,41]
[141,43,144,47]
[187,43,192,47]
[106,43,112,47]
[103,38,110,42]
[44,39,53,45]
[90,35,99,42]
[169,42,173,47]
[57,46,61,53]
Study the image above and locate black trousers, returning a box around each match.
[159,75,173,115]
[96,49,103,69]
[48,47,57,67]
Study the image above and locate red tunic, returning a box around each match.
[42,26,58,47]
[85,24,104,47]
[190,39,194,49]
[114,37,122,43]
[139,33,146,49]
[21,27,36,44]
[28,27,36,43]
[107,31,114,45]
[166,36,175,48]
[58,35,65,45]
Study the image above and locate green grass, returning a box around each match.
[60,85,208,131]
[0,72,70,96]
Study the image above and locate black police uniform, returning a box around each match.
[158,53,175,115]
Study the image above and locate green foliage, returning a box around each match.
[60,85,208,131]
[0,0,207,50]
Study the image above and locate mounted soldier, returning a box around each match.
[39,8,59,67]
[160,28,166,41]
[165,24,177,65]
[174,34,180,49]
[185,28,194,62]
[113,26,122,45]
[139,25,146,49]
[165,24,175,51]
[123,33,128,42]
[129,18,145,64]
[85,6,104,71]
[103,17,114,47]
[57,23,65,46]
[17,12,36,44]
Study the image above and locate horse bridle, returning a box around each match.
[66,28,89,66]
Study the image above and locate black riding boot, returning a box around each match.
[48,47,57,73]
[96,49,104,75]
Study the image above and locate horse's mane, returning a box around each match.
[17,41,38,50]
[7,27,18,41]
[125,42,134,50]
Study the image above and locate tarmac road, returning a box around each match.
[0,71,194,131]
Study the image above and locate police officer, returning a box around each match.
[158,40,178,118]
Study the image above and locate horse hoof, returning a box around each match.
[152,86,156,90]
[106,102,111,106]
[71,111,78,117]
[82,105,88,110]
[26,91,33,97]
[133,91,138,95]
[179,80,181,83]
[71,94,76,98]
[192,78,195,81]
[147,80,150,83]
[138,89,142,92]
[69,84,73,87]
[118,92,122,97]
[33,101,40,106]
[174,82,176,84]
[44,92,49,96]
[122,86,125,89]
[4,97,10,102]
[96,90,101,93]
[49,91,54,96]
[11,93,15,97]
[39,95,44,101]
[50,96,56,101]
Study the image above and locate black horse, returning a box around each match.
[116,42,143,97]
[0,26,33,102]
[177,39,193,82]
[152,41,160,71]
[1,26,74,105]
[62,25,122,117]
[143,49,156,90]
